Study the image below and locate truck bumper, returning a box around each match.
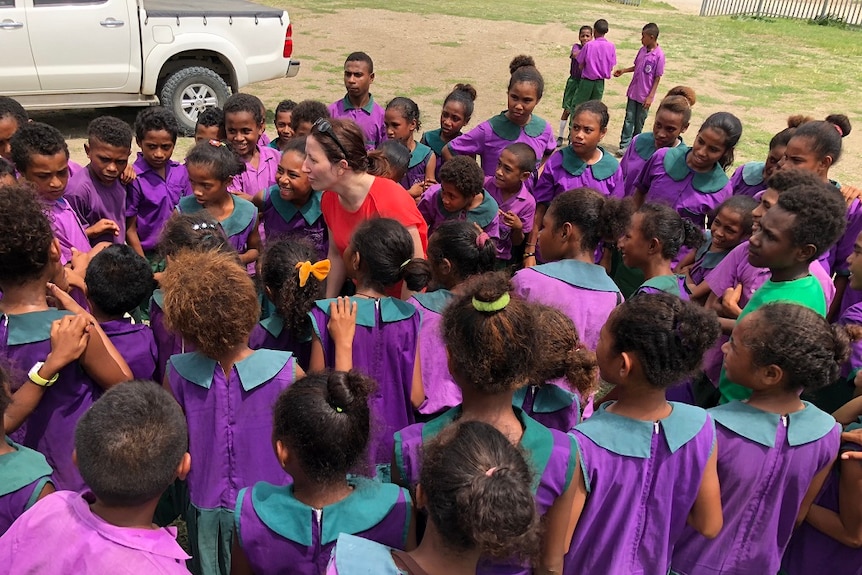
[286,60,300,78]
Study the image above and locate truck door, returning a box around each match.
[0,0,39,91]
[25,0,134,91]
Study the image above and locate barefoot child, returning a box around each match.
[484,142,537,266]
[385,97,436,199]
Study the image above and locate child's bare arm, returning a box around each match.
[797,458,837,526]
[327,297,357,372]
[805,458,862,547]
[834,396,862,425]
[125,215,146,258]
[688,445,723,538]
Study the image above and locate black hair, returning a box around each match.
[0,96,28,126]
[85,245,156,317]
[371,140,411,181]
[504,142,537,173]
[421,421,541,560]
[0,184,54,287]
[607,292,719,389]
[743,303,849,391]
[439,156,484,199]
[767,167,823,193]
[579,25,593,35]
[427,220,497,281]
[572,100,610,130]
[774,183,847,260]
[157,212,235,260]
[636,203,703,260]
[273,370,374,482]
[350,218,431,292]
[185,140,246,181]
[548,188,632,252]
[75,380,188,507]
[0,157,16,180]
[223,93,265,124]
[282,135,308,156]
[260,237,322,340]
[386,97,421,131]
[791,114,852,165]
[291,100,331,133]
[712,195,757,237]
[196,107,225,129]
[593,19,609,35]
[275,99,298,115]
[87,116,133,149]
[532,304,598,397]
[769,115,812,151]
[311,118,369,172]
[443,84,478,123]
[657,86,696,125]
[345,51,374,73]
[134,107,179,142]
[642,22,659,37]
[698,112,743,170]
[508,55,544,100]
[10,122,69,173]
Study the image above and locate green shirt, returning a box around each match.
[718,275,826,403]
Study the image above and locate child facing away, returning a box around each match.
[565,293,722,574]
[558,25,593,146]
[729,114,810,198]
[194,107,226,143]
[268,99,297,151]
[572,19,616,107]
[614,23,665,155]
[328,52,386,149]
[161,249,304,575]
[0,381,192,574]
[671,303,843,575]
[371,140,412,183]
[418,156,500,239]
[0,96,29,165]
[329,421,540,575]
[223,93,281,204]
[421,83,477,181]
[484,142,537,266]
[232,371,414,575]
[65,115,132,246]
[385,97,436,198]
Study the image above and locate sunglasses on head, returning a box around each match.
[313,118,350,160]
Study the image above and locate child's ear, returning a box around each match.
[761,363,784,388]
[176,452,192,481]
[680,123,690,134]
[820,155,834,173]
[49,238,62,264]
[619,351,634,378]
[439,257,453,277]
[519,170,532,183]
[795,243,817,263]
[264,286,274,301]
[648,237,661,255]
[274,439,290,470]
[84,142,91,157]
[415,483,428,510]
[72,449,78,469]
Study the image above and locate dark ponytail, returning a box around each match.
[350,218,431,292]
[427,220,497,281]
[638,203,704,260]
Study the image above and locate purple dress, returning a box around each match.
[100,319,157,382]
[235,478,411,575]
[328,95,387,150]
[228,145,281,198]
[407,291,461,416]
[45,197,91,265]
[260,187,328,258]
[309,297,420,471]
[533,146,624,204]
[688,231,731,286]
[566,402,716,575]
[838,302,862,383]
[126,154,192,252]
[0,437,53,535]
[248,314,313,372]
[177,194,256,256]
[399,142,434,191]
[149,289,195,384]
[729,161,767,198]
[620,132,672,198]
[831,198,862,318]
[418,185,500,239]
[484,176,536,261]
[65,167,127,245]
[513,383,581,433]
[420,128,449,182]
[671,401,840,575]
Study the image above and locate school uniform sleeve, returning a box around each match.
[704,243,745,296]
[446,122,488,156]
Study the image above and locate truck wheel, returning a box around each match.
[160,66,231,136]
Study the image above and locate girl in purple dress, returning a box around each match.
[329,421,540,575]
[672,303,844,575]
[421,83,477,181]
[566,293,723,574]
[385,97,436,200]
[231,370,413,575]
[729,114,810,198]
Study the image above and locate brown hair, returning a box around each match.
[531,305,598,397]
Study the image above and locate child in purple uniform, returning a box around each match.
[419,156,500,239]
[614,23,665,154]
[65,116,132,246]
[232,371,414,575]
[485,143,536,266]
[672,303,843,575]
[421,83,477,181]
[194,107,226,143]
[729,115,809,198]
[329,421,540,575]
[572,19,616,106]
[161,250,304,575]
[291,100,330,138]
[268,99,297,152]
[566,293,722,575]
[385,97,436,199]
[0,381,192,574]
[328,52,386,149]
[309,218,428,477]
[224,93,281,204]
[444,56,555,179]
[558,25,592,146]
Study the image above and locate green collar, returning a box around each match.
[634,132,659,161]
[411,289,455,314]
[246,478,407,546]
[639,274,684,297]
[531,260,620,293]
[560,146,619,180]
[663,146,729,194]
[513,384,578,414]
[178,195,257,237]
[270,189,323,226]
[151,288,164,311]
[169,349,293,391]
[435,189,499,228]
[259,314,285,338]
[341,94,377,114]
[422,129,446,156]
[408,142,432,169]
[741,161,765,186]
[315,297,416,328]
[488,111,547,140]
[0,437,53,497]
[576,401,709,458]
[3,309,72,346]
[710,401,837,448]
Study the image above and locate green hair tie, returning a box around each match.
[472,292,510,313]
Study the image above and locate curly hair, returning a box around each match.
[427,220,497,282]
[766,167,823,193]
[531,305,598,397]
[157,212,235,259]
[134,107,179,142]
[10,122,69,173]
[223,93,265,125]
[548,188,632,252]
[0,184,55,286]
[87,116,133,149]
[196,107,224,129]
[0,96,28,126]
[636,203,704,260]
[439,156,484,199]
[775,183,847,260]
[160,249,259,357]
[85,245,155,317]
[290,100,330,133]
[260,237,322,340]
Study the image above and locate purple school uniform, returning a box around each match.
[100,319,157,382]
[831,198,862,317]
[514,383,580,433]
[0,437,52,535]
[533,146,624,205]
[324,533,406,575]
[838,302,862,382]
[178,194,257,256]
[228,144,280,197]
[0,490,190,574]
[566,402,716,575]
[328,95,387,150]
[627,45,665,103]
[235,478,411,575]
[688,231,731,286]
[309,297,420,469]
[512,260,622,351]
[127,154,192,252]
[418,185,500,238]
[634,274,690,300]
[729,161,767,198]
[2,309,96,491]
[447,112,555,179]
[149,289,195,384]
[620,133,685,198]
[248,314,313,372]
[407,291,461,416]
[260,187,328,258]
[399,142,434,191]
[671,401,840,575]
[420,128,450,182]
[45,197,92,265]
[484,176,536,261]
[64,166,127,246]
[576,36,616,80]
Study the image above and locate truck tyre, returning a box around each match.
[160,66,231,136]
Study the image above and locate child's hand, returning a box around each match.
[47,314,91,370]
[499,210,523,231]
[119,164,137,185]
[842,429,862,458]
[328,297,358,348]
[720,284,744,318]
[841,184,862,206]
[407,182,425,199]
[47,282,93,320]
[613,69,623,77]
[88,218,121,238]
[644,95,655,110]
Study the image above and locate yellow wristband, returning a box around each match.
[28,362,58,387]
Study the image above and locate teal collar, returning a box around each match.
[638,274,684,297]
[315,297,416,328]
[341,94,377,114]
[436,189,499,228]
[408,142,432,169]
[333,533,401,575]
[741,161,766,186]
[576,401,709,458]
[560,146,619,180]
[169,349,293,391]
[634,133,658,161]
[710,401,837,447]
[422,129,446,156]
[411,289,455,314]
[663,146,729,194]
[513,384,578,414]
[151,288,164,311]
[178,195,257,237]
[531,260,620,293]
[0,437,53,497]
[270,188,323,226]
[488,111,547,140]
[259,314,285,338]
[3,309,71,346]
[248,478,407,545]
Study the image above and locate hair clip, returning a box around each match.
[399,259,411,270]
[191,222,217,231]
[476,231,490,248]
[835,124,844,137]
[485,466,498,477]
[208,139,226,148]
[295,259,331,287]
[335,406,343,413]
[472,292,510,313]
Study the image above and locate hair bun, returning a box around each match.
[326,370,373,413]
[509,55,536,74]
[664,85,696,107]
[453,83,478,101]
[825,114,852,138]
[786,114,813,129]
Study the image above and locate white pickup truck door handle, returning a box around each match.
[99,18,125,27]
[0,19,25,30]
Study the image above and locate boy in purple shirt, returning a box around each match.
[573,19,616,107]
[328,52,386,149]
[614,23,665,154]
[0,381,192,574]
[485,143,537,266]
[418,156,500,239]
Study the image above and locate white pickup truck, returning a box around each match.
[1,0,299,133]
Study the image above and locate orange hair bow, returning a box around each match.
[295,259,331,287]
